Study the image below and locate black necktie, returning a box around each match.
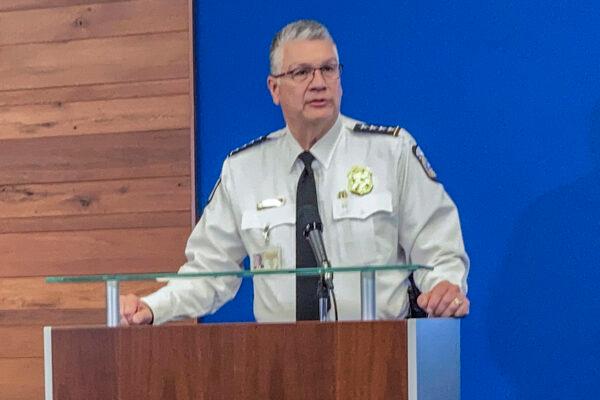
[296,151,320,320]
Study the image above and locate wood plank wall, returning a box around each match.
[0,1,195,398]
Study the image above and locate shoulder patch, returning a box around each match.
[228,135,270,157]
[206,177,221,205]
[353,123,402,137]
[412,145,438,181]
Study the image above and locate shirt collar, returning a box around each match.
[283,115,343,172]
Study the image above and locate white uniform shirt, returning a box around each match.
[143,115,469,324]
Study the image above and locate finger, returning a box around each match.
[454,298,470,317]
[131,308,152,325]
[433,289,458,316]
[121,294,139,319]
[441,295,463,318]
[417,292,430,310]
[426,284,451,316]
[119,296,132,323]
[119,296,125,317]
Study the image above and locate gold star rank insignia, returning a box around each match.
[347,165,374,195]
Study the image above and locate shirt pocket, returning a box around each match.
[331,191,394,265]
[241,205,296,309]
[241,205,295,258]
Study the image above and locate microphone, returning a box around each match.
[298,205,338,321]
[298,205,330,268]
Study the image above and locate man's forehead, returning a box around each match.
[281,39,338,67]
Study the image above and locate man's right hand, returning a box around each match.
[120,294,154,325]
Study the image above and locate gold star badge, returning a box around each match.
[347,165,374,195]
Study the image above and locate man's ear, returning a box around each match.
[267,75,280,105]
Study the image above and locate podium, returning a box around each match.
[43,319,460,400]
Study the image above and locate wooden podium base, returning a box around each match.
[44,320,460,400]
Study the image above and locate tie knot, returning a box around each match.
[298,151,315,169]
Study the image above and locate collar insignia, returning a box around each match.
[228,135,270,157]
[353,123,401,137]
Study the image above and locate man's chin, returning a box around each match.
[303,108,338,123]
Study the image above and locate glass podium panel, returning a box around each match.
[46,264,432,326]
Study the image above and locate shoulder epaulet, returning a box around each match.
[228,135,270,157]
[353,123,402,137]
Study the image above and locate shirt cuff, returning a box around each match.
[140,290,171,326]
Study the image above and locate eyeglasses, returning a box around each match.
[271,63,343,83]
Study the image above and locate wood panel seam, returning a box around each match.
[0,28,188,49]
[0,225,188,236]
[0,126,191,144]
[0,91,191,107]
[0,0,128,14]
[0,77,189,97]
[0,356,42,360]
[0,172,191,187]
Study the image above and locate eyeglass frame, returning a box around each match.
[270,62,344,83]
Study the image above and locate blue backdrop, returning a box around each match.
[193,2,600,398]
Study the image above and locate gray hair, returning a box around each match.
[269,19,337,75]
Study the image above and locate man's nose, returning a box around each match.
[308,68,327,89]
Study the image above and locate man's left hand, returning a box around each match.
[417,280,470,317]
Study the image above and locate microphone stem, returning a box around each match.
[319,260,338,321]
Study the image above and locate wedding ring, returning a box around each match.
[453,297,463,306]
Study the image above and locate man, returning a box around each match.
[121,19,470,325]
